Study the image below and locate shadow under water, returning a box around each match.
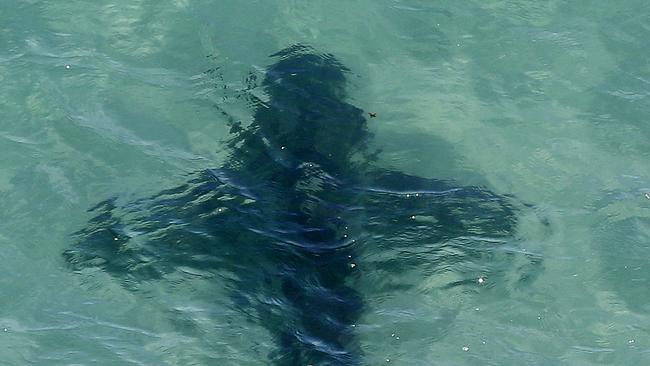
[64,45,537,365]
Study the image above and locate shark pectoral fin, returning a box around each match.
[64,169,257,281]
[361,169,544,293]
[363,169,518,238]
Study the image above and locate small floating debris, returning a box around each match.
[65,65,71,69]
[629,339,635,344]
[644,193,650,200]
[477,276,486,284]
[368,112,377,118]
[350,263,356,268]
[462,346,470,352]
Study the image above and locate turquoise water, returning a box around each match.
[2,1,650,364]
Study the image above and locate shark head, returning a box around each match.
[251,45,370,173]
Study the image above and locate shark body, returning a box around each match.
[64,45,532,365]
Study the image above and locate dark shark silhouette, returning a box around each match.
[64,45,536,365]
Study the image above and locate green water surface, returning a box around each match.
[2,1,650,364]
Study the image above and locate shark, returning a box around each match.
[64,44,539,365]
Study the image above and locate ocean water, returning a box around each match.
[2,1,650,365]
